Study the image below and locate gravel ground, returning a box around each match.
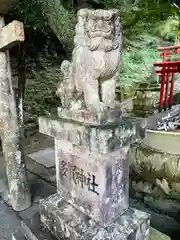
[0,200,21,240]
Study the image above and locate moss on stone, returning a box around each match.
[130,143,180,182]
[149,227,170,240]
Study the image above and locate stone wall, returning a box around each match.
[129,142,180,218]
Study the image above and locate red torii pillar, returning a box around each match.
[154,61,180,111]
[154,46,180,112]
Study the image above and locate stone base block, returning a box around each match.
[57,103,122,125]
[39,194,150,240]
[55,139,129,225]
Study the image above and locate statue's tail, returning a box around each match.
[60,60,71,77]
[56,60,74,99]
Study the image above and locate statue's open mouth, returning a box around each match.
[88,30,112,39]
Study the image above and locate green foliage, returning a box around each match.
[12,0,76,55]
[24,57,61,127]
[13,0,46,33]
[154,18,179,42]
[40,0,76,54]
[118,33,162,96]
[13,0,173,54]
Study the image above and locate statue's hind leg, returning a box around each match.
[82,75,101,113]
[101,76,116,109]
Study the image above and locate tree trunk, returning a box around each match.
[41,0,76,56]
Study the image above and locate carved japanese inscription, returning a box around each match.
[60,160,99,195]
[55,139,129,224]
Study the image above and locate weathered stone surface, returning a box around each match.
[130,198,178,239]
[57,103,122,125]
[0,0,17,15]
[0,17,31,211]
[55,139,129,225]
[38,114,144,225]
[133,88,159,117]
[123,116,147,141]
[20,211,171,240]
[130,143,180,183]
[129,142,180,218]
[0,155,11,204]
[0,21,24,51]
[39,116,138,154]
[56,9,123,114]
[39,193,150,240]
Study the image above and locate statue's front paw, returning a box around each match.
[71,100,83,110]
[99,102,109,112]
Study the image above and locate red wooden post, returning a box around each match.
[155,46,180,111]
[163,49,167,62]
[164,70,170,109]
[159,66,166,112]
[169,72,175,109]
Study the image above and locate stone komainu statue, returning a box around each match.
[56,9,123,113]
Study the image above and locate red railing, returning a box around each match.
[153,45,180,112]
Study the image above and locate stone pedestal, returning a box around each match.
[40,194,150,240]
[36,107,150,239]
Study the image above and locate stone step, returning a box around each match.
[21,214,171,240]
[12,231,27,240]
[27,148,55,168]
[21,202,150,240]
[20,202,170,240]
[21,213,56,240]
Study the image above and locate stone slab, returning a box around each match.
[39,193,150,240]
[55,139,129,225]
[25,155,56,186]
[28,148,55,168]
[39,115,138,154]
[0,20,24,51]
